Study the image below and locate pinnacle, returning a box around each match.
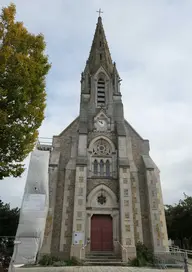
[86,16,113,75]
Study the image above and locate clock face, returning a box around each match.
[97,119,107,130]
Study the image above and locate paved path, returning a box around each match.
[16,266,184,272]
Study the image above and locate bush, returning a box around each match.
[38,255,61,266]
[129,242,155,267]
[65,257,83,266]
[38,255,83,267]
[53,261,66,267]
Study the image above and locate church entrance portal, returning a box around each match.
[91,214,113,251]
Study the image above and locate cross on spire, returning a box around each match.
[87,8,113,74]
[97,8,103,17]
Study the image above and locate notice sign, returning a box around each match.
[73,232,84,245]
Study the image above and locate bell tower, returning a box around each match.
[70,14,138,260]
[79,16,124,135]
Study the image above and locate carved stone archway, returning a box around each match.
[85,184,119,253]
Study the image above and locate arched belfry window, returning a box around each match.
[93,160,98,175]
[106,160,110,177]
[100,160,104,176]
[97,78,105,106]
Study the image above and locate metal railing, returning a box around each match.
[114,240,128,261]
[169,245,192,271]
[154,250,186,269]
[80,243,88,260]
[170,246,192,256]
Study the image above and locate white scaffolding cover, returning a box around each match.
[10,149,50,265]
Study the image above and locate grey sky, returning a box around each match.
[1,0,192,208]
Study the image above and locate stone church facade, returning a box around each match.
[40,16,169,261]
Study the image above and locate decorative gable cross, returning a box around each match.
[97,8,103,17]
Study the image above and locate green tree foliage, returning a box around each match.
[165,194,192,248]
[0,3,51,179]
[0,199,20,258]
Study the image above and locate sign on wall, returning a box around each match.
[73,232,84,245]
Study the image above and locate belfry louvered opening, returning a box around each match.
[97,78,105,106]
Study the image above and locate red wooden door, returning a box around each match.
[91,215,113,251]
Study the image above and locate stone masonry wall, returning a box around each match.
[51,118,79,258]
[87,178,119,199]
[62,169,76,258]
[125,121,153,249]
[88,131,117,147]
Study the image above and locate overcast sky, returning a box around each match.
[1,0,192,208]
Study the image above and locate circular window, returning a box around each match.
[92,139,111,156]
[97,144,106,154]
[97,194,107,205]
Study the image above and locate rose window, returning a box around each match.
[93,139,111,156]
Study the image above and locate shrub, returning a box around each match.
[129,242,155,267]
[38,255,83,267]
[53,261,66,267]
[38,255,61,266]
[65,257,83,266]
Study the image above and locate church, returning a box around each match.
[40,15,169,262]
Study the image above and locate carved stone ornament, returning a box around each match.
[92,138,111,156]
[97,193,107,205]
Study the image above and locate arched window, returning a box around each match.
[89,137,117,178]
[93,160,98,175]
[100,160,104,176]
[97,78,105,106]
[106,160,110,177]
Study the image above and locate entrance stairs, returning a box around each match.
[84,251,125,266]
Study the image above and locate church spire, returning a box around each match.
[87,14,113,75]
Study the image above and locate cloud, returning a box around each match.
[1,0,192,208]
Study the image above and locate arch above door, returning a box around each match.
[87,184,118,209]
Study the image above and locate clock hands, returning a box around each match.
[95,119,108,130]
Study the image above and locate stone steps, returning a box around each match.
[87,251,116,255]
[85,255,121,259]
[84,261,125,266]
[84,251,124,266]
[85,258,122,262]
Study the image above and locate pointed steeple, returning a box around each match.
[87,16,113,75]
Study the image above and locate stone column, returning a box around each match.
[112,211,120,255]
[85,212,91,253]
[131,172,143,244]
[59,136,77,256]
[40,142,60,255]
[118,136,136,261]
[146,169,169,252]
[70,134,88,260]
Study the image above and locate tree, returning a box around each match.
[0,199,20,260]
[0,3,51,179]
[165,194,192,249]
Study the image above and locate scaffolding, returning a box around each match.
[36,137,52,151]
